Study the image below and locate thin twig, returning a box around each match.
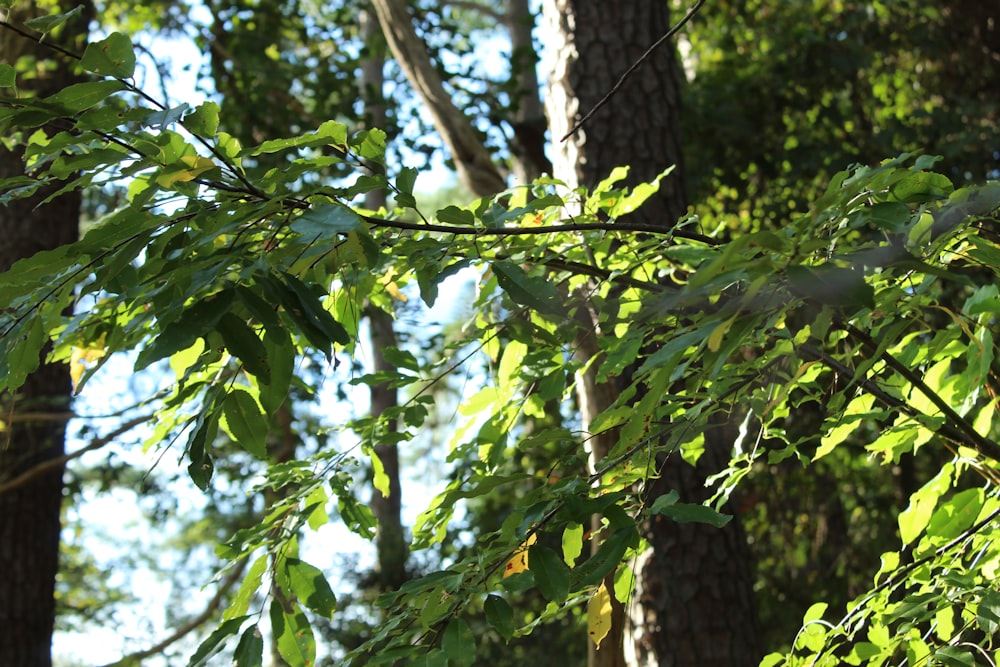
[560,0,706,142]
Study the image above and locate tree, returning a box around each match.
[0,3,89,666]
[2,3,1000,667]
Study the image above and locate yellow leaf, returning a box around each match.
[588,582,613,648]
[385,280,408,303]
[503,533,537,578]
[69,343,106,392]
[707,314,736,353]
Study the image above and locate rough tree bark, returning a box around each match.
[0,4,87,666]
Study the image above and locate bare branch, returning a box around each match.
[97,558,249,667]
[359,211,721,245]
[0,413,153,496]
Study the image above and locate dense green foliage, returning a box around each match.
[3,2,1000,666]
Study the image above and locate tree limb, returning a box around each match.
[97,557,249,667]
[0,413,152,496]
[369,0,506,197]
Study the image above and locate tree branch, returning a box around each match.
[97,557,249,667]
[359,212,721,245]
[0,413,152,496]
[369,0,506,197]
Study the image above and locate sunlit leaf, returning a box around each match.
[503,533,537,578]
[587,582,613,648]
[80,32,136,78]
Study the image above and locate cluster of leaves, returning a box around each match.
[4,10,1000,666]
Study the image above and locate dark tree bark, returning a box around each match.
[541,2,761,666]
[543,0,687,224]
[0,4,87,666]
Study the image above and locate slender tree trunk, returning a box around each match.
[369,0,506,197]
[361,8,408,592]
[504,0,551,184]
[0,4,87,665]
[540,2,761,666]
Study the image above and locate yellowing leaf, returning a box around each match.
[707,314,736,353]
[385,281,408,303]
[156,155,217,187]
[69,342,107,392]
[588,582,613,648]
[503,533,537,578]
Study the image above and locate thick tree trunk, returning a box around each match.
[542,0,686,223]
[540,2,761,666]
[0,5,86,665]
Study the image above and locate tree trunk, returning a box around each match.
[361,8,408,592]
[0,4,87,666]
[504,0,551,184]
[540,2,761,666]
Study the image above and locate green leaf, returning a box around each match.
[441,619,475,667]
[24,5,84,33]
[493,260,562,316]
[562,523,584,566]
[529,544,571,602]
[786,264,874,310]
[890,171,953,203]
[233,625,264,667]
[484,594,515,640]
[186,102,221,137]
[0,63,15,88]
[925,488,982,542]
[436,205,474,226]
[217,313,271,383]
[648,493,732,528]
[394,167,418,208]
[222,388,268,459]
[259,327,294,415]
[80,32,136,78]
[291,202,361,239]
[933,646,976,667]
[188,616,246,666]
[285,558,337,618]
[135,290,236,371]
[977,591,1000,635]
[43,80,127,115]
[270,601,316,667]
[186,413,217,490]
[4,316,45,391]
[276,271,351,349]
[225,555,268,620]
